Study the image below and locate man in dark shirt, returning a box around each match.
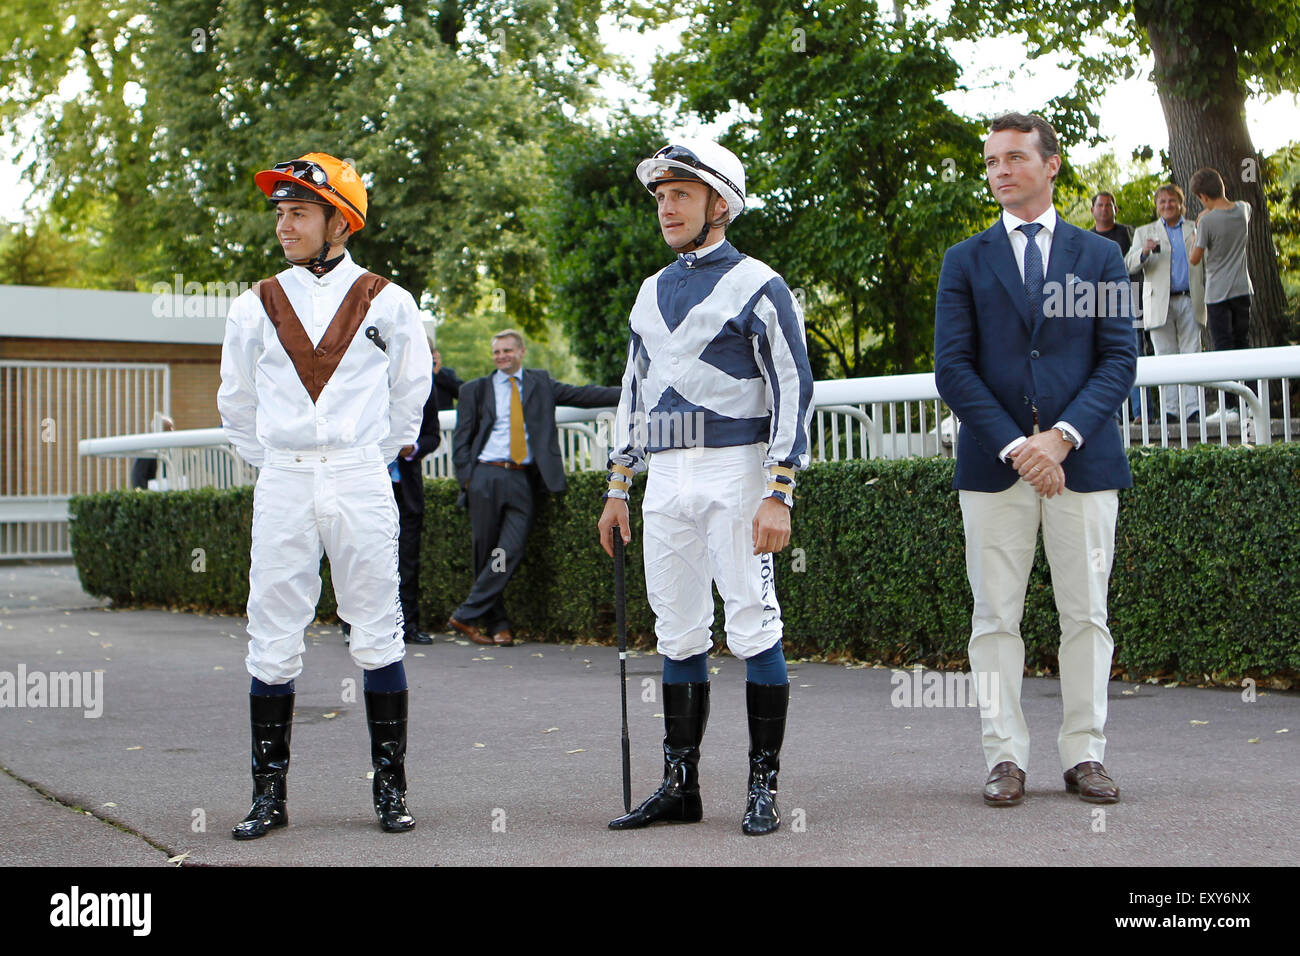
[1090,191,1146,420]
[432,348,462,411]
[1089,192,1132,254]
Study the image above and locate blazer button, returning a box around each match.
[315,346,327,357]
[1030,349,1040,359]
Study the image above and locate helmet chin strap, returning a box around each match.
[675,188,724,252]
[281,205,345,276]
[284,241,334,276]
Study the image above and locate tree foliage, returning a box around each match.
[1262,141,1300,340]
[0,0,159,288]
[1056,152,1165,231]
[0,216,91,287]
[0,1,654,337]
[937,0,1300,346]
[654,0,991,376]
[542,111,668,384]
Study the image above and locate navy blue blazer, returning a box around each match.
[934,216,1137,493]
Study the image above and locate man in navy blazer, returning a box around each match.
[448,329,619,646]
[934,113,1136,809]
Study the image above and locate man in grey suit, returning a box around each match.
[1125,183,1207,422]
[448,329,619,645]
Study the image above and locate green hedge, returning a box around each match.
[68,444,1300,681]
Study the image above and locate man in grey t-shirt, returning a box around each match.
[1189,167,1253,350]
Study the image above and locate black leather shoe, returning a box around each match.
[232,692,293,840]
[1065,761,1119,803]
[741,682,788,835]
[983,761,1026,807]
[365,690,416,832]
[404,630,434,645]
[609,682,710,829]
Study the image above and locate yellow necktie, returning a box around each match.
[509,376,527,464]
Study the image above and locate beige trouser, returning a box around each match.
[960,481,1119,774]
[1148,294,1202,420]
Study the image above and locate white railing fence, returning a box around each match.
[2,361,170,559]
[3,347,1295,560]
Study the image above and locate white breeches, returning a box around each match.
[642,444,783,662]
[245,445,405,684]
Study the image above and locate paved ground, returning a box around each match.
[1,563,1297,867]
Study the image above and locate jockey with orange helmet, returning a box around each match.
[254,153,369,276]
[220,152,432,839]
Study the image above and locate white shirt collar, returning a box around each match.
[1001,206,1057,238]
[493,365,525,383]
[678,238,727,265]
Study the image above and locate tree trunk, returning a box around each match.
[851,291,862,375]
[437,0,464,49]
[1144,16,1290,347]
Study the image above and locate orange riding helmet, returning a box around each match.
[254,153,368,233]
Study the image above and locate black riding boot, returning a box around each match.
[231,692,293,840]
[741,682,788,836]
[609,681,710,829]
[365,690,416,832]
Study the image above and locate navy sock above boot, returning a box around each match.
[663,651,709,684]
[250,677,294,696]
[363,661,408,693]
[745,641,788,685]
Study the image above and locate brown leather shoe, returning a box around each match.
[1064,761,1119,803]
[448,617,493,646]
[983,761,1025,807]
[492,629,515,647]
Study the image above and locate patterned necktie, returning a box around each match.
[1019,222,1045,318]
[509,375,527,465]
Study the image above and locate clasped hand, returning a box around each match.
[1008,431,1071,498]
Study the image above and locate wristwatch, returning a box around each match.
[1056,426,1079,449]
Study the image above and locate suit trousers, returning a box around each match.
[456,464,535,634]
[1148,294,1201,419]
[960,481,1119,774]
[245,446,405,684]
[394,481,423,636]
